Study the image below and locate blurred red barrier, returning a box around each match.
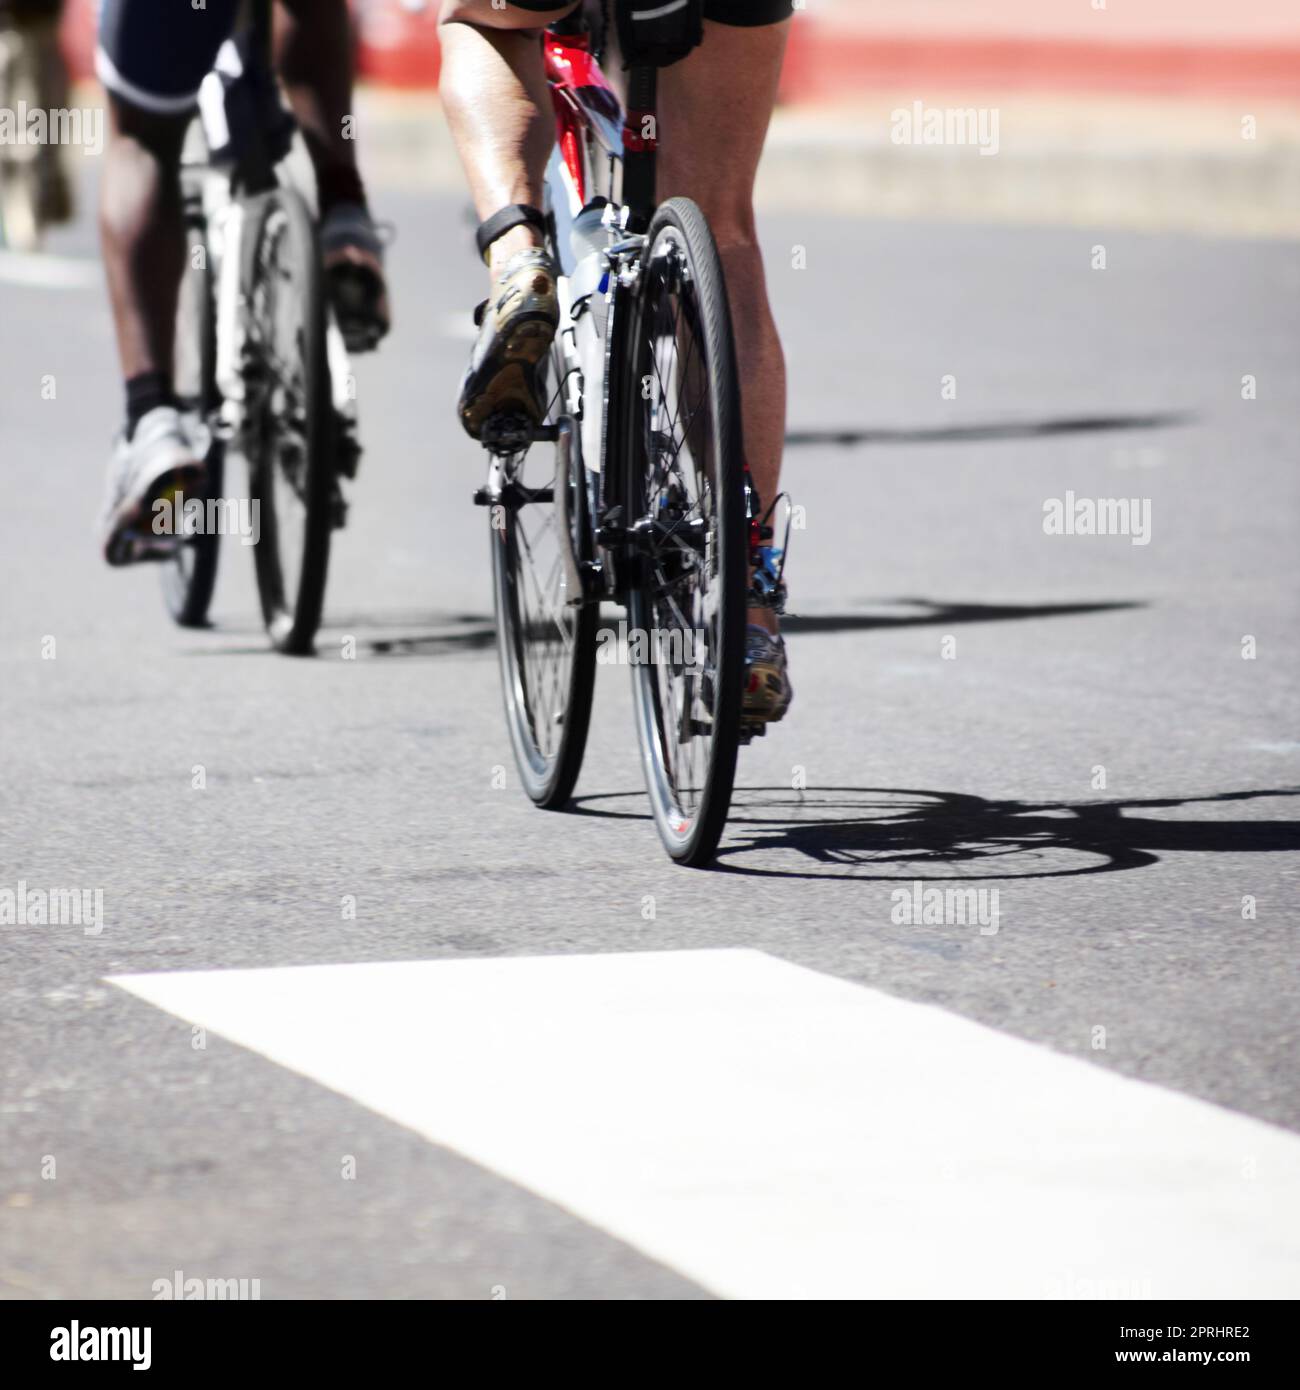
[353,0,441,89]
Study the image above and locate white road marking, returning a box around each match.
[0,251,102,290]
[110,949,1300,1299]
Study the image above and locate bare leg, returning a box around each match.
[437,1,577,274]
[98,97,187,382]
[657,21,790,633]
[275,0,365,210]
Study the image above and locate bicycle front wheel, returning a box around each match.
[489,339,598,807]
[161,194,224,627]
[617,197,746,867]
[242,186,334,655]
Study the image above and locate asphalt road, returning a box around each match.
[1,174,1298,1299]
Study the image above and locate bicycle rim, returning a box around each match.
[490,339,598,806]
[622,198,745,866]
[161,205,223,627]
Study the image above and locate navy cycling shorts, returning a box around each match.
[97,0,239,114]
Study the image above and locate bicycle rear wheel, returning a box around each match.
[618,197,746,867]
[160,199,224,627]
[242,186,334,655]
[490,338,598,807]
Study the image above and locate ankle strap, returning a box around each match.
[475,204,547,263]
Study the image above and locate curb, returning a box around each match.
[352,89,1300,240]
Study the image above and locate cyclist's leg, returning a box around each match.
[97,0,234,398]
[99,97,188,386]
[98,93,208,564]
[276,0,389,343]
[275,0,360,206]
[437,1,578,274]
[438,2,578,435]
[96,0,234,562]
[656,15,790,636]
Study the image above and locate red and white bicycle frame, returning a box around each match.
[543,30,627,271]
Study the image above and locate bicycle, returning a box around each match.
[161,0,361,654]
[475,3,772,867]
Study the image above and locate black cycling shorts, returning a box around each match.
[703,0,795,22]
[512,0,794,23]
[98,0,239,114]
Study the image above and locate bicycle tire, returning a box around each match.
[490,340,599,807]
[160,203,224,627]
[242,185,334,656]
[617,196,746,867]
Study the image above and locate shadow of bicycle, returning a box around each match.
[784,410,1192,450]
[569,785,1300,881]
[206,596,1138,657]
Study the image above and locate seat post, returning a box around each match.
[622,64,657,232]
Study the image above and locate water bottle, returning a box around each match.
[569,202,614,471]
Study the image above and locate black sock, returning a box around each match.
[125,371,176,438]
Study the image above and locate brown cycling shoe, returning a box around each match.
[457,247,559,442]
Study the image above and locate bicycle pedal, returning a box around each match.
[479,413,558,455]
[738,722,768,744]
[480,411,535,455]
[472,481,554,510]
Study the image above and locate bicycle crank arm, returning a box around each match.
[472,481,554,509]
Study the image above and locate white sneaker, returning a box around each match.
[99,406,206,567]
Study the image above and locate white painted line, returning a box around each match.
[110,949,1300,1299]
[0,250,102,290]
